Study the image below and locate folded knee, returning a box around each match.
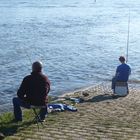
[12,97,20,105]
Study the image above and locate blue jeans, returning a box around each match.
[13,97,48,121]
[111,77,117,90]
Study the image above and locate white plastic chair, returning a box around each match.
[114,82,128,96]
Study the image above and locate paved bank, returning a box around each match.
[3,84,140,140]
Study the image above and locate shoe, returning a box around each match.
[0,132,5,140]
[38,119,45,122]
[36,117,45,122]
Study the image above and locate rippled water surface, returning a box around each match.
[0,0,140,113]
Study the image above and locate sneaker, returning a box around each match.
[36,117,45,122]
[0,132,5,140]
[38,119,45,122]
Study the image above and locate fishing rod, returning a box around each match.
[24,47,32,66]
[126,9,130,63]
[22,46,46,71]
[19,45,33,71]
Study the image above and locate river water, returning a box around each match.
[0,0,140,113]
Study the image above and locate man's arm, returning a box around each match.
[129,67,131,75]
[45,77,50,94]
[115,66,119,77]
[17,78,28,100]
[43,76,50,104]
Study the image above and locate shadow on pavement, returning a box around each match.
[85,94,123,103]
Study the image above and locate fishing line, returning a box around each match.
[18,45,33,71]
[21,45,47,72]
[126,9,130,63]
[22,46,32,66]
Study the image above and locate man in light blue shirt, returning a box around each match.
[112,56,131,93]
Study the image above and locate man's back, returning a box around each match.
[116,63,131,82]
[17,72,50,106]
[13,61,50,122]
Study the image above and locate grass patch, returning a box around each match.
[0,97,64,138]
[0,109,60,138]
[0,96,76,139]
[0,110,34,137]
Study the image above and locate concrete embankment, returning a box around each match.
[1,84,140,140]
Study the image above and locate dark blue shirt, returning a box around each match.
[116,63,131,82]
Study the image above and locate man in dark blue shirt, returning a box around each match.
[112,56,131,93]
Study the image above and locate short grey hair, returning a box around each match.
[32,61,43,72]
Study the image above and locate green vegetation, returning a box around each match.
[0,110,34,137]
[0,96,68,139]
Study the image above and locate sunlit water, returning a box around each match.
[0,0,140,113]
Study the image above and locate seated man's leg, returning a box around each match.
[12,97,30,121]
[126,82,129,94]
[112,77,117,92]
[39,106,48,121]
